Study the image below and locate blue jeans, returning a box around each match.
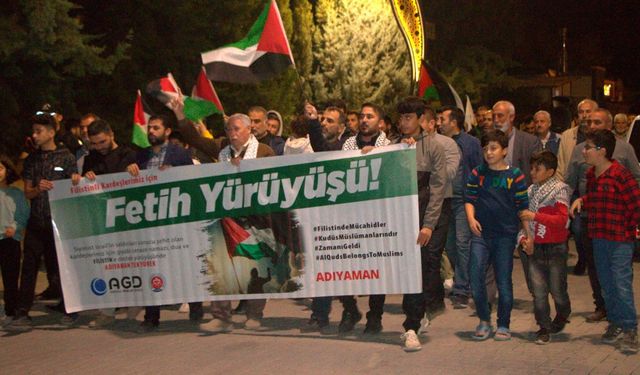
[469,234,516,328]
[592,239,637,330]
[446,198,472,297]
[528,242,572,329]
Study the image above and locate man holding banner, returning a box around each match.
[200,112,275,333]
[126,114,194,332]
[395,97,447,352]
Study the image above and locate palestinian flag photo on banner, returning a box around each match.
[201,0,295,84]
[203,212,303,294]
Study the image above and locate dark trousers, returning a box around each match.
[581,217,605,312]
[403,199,452,331]
[310,294,378,323]
[17,222,60,315]
[144,302,202,324]
[0,238,21,317]
[366,295,386,322]
[528,242,572,329]
[571,213,586,266]
[424,198,451,311]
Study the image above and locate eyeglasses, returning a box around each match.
[583,144,601,151]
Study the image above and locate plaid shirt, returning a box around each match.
[145,143,168,170]
[582,160,640,242]
[23,147,77,227]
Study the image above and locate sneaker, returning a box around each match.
[244,318,262,331]
[601,325,623,344]
[60,313,79,327]
[200,318,233,333]
[5,313,32,332]
[418,316,430,336]
[619,330,639,354]
[534,328,550,345]
[549,317,569,334]
[450,295,469,309]
[137,320,159,333]
[401,329,422,352]
[338,310,362,333]
[178,303,190,313]
[472,321,492,341]
[89,314,115,329]
[363,319,382,335]
[586,309,607,323]
[300,318,330,334]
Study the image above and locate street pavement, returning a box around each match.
[1,246,639,375]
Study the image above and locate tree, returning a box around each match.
[0,0,127,155]
[290,0,314,98]
[308,0,411,113]
[441,46,518,104]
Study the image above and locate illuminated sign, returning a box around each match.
[390,0,424,84]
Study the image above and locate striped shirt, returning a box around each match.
[465,164,529,237]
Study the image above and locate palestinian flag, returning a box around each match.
[184,67,225,121]
[201,0,295,84]
[132,90,152,148]
[220,217,279,261]
[418,60,464,110]
[145,73,183,107]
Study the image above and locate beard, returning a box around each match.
[494,122,510,133]
[148,134,165,146]
[97,144,114,155]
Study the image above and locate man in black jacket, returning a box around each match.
[307,105,353,152]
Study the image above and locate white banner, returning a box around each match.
[49,145,421,312]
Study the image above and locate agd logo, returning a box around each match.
[90,276,143,296]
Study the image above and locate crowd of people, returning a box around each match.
[0,95,639,354]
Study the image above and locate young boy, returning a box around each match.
[518,151,572,345]
[570,129,640,354]
[7,113,77,331]
[465,130,531,341]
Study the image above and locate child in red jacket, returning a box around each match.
[518,151,571,345]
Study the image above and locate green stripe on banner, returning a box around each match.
[50,149,417,240]
[234,242,277,260]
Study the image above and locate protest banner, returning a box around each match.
[49,144,421,313]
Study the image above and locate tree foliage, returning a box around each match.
[441,46,518,104]
[0,0,127,155]
[308,0,411,113]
